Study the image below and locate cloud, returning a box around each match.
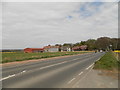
[2,2,118,49]
[75,2,104,17]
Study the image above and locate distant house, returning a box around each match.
[80,45,87,50]
[24,48,44,53]
[72,46,81,51]
[72,45,87,51]
[61,46,71,52]
[44,45,60,52]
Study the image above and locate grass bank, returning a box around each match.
[2,51,91,63]
[94,51,119,70]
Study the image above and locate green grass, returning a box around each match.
[94,51,119,70]
[1,51,89,63]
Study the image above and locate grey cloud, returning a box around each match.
[2,2,118,49]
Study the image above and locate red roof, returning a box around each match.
[72,45,87,50]
[24,48,44,53]
[24,48,44,50]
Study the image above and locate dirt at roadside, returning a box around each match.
[97,69,118,80]
[72,69,118,88]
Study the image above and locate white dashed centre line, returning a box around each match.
[1,57,82,82]
[73,58,81,60]
[39,61,67,70]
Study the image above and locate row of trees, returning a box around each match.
[55,37,120,51]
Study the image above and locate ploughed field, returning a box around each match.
[1,51,92,63]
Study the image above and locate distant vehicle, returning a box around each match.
[100,50,103,53]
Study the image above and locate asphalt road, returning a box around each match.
[1,52,105,88]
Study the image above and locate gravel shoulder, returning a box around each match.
[72,69,118,88]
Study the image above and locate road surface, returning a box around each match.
[1,52,105,88]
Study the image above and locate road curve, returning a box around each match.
[2,52,105,88]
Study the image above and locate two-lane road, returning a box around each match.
[2,52,105,88]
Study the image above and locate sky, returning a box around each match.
[2,1,118,49]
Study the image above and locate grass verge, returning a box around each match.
[94,51,119,71]
[2,51,91,63]
[93,51,120,79]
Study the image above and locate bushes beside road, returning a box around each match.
[1,51,90,63]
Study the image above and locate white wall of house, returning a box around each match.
[61,46,71,51]
[44,48,59,52]
[67,48,71,51]
[49,48,59,52]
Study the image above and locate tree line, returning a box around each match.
[55,37,120,51]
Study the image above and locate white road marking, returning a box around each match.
[76,58,80,60]
[39,58,81,70]
[74,65,93,86]
[96,54,105,61]
[73,59,78,60]
[73,58,79,60]
[40,61,67,70]
[68,78,76,84]
[86,63,94,70]
[21,70,26,73]
[1,70,27,81]
[0,74,15,81]
[79,72,83,75]
[96,58,100,61]
[0,57,82,81]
